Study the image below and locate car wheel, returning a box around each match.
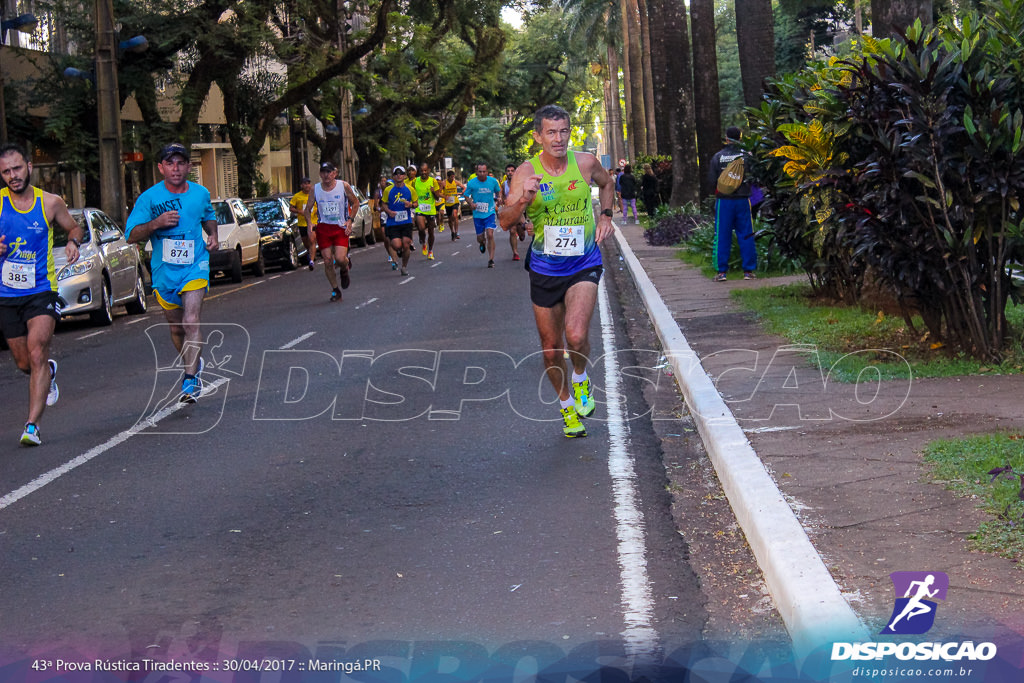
[284,238,299,270]
[364,221,376,245]
[124,270,148,315]
[89,278,114,326]
[230,248,244,283]
[251,244,266,277]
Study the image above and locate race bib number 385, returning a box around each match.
[2,260,34,289]
[543,224,585,257]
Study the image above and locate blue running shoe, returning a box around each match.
[180,376,201,404]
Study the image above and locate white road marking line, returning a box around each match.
[280,332,316,349]
[744,425,801,434]
[598,277,659,661]
[430,261,443,268]
[0,378,230,512]
[399,276,414,285]
[125,317,150,325]
[76,330,107,340]
[356,298,379,310]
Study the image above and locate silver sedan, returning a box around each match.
[55,208,149,326]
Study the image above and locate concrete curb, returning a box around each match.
[611,225,869,656]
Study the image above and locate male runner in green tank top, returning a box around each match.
[501,105,616,438]
[413,163,441,260]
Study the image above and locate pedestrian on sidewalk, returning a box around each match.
[618,164,638,223]
[708,126,757,281]
[640,163,660,217]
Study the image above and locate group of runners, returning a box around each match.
[1,104,614,443]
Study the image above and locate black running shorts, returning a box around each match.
[386,224,414,242]
[529,266,603,308]
[0,291,61,339]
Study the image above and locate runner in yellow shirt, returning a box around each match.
[442,170,465,240]
[288,177,316,270]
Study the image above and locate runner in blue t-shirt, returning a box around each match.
[126,143,218,404]
[464,162,502,268]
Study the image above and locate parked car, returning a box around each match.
[349,186,376,247]
[243,196,309,270]
[55,208,149,326]
[209,198,264,282]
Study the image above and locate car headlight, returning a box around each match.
[57,260,94,281]
[219,241,229,250]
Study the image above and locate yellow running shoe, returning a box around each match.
[561,405,587,438]
[422,245,428,256]
[428,251,435,260]
[573,377,596,418]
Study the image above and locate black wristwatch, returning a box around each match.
[68,237,81,247]
[601,208,614,217]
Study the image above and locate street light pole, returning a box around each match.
[94,0,126,225]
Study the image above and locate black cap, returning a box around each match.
[299,177,311,184]
[725,126,742,142]
[320,161,337,172]
[158,142,188,163]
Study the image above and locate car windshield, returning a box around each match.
[213,201,235,226]
[246,200,286,223]
[53,211,94,248]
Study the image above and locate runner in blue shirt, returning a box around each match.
[0,143,84,446]
[126,143,218,404]
[465,162,502,268]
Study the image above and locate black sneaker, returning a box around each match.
[330,288,342,301]
[340,269,351,289]
[488,259,494,268]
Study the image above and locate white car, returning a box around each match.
[55,208,149,326]
[209,198,264,282]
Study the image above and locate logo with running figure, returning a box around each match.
[566,180,578,191]
[539,181,556,202]
[881,571,949,635]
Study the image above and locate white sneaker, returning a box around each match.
[46,359,59,406]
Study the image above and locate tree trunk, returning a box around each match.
[735,0,776,108]
[621,0,646,158]
[606,40,626,165]
[637,0,657,155]
[646,0,672,157]
[653,0,698,205]
[871,0,934,35]
[690,0,722,198]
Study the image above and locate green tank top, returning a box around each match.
[413,177,438,215]
[525,152,601,276]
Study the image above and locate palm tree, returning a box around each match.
[637,0,658,154]
[561,0,627,162]
[647,0,698,204]
[735,0,775,108]
[871,0,934,34]
[690,0,721,197]
[621,0,647,157]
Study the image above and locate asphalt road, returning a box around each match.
[0,222,705,679]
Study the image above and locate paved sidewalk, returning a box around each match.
[612,222,1024,650]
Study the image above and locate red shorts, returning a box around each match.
[314,223,349,250]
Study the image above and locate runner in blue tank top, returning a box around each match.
[0,143,85,446]
[500,105,616,439]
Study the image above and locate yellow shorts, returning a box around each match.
[155,279,209,310]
